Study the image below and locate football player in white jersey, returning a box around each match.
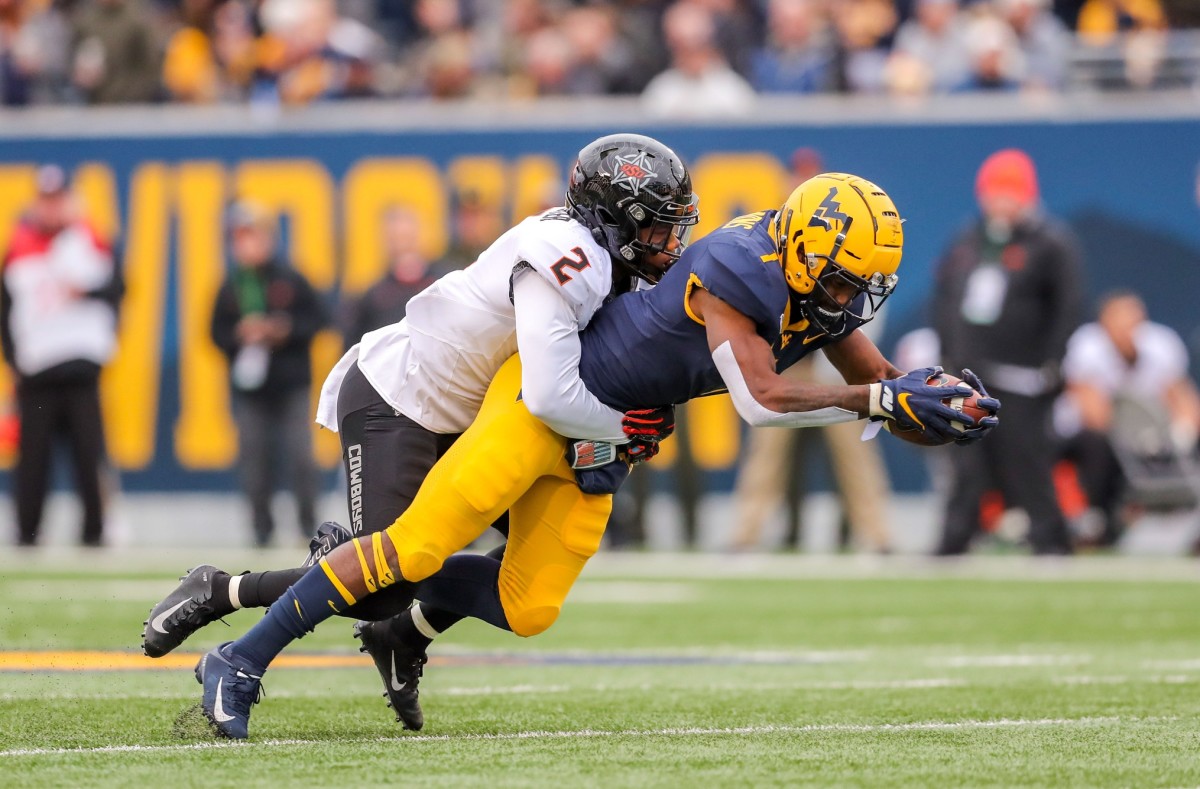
[143,134,697,731]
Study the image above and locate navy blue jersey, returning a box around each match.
[579,210,867,411]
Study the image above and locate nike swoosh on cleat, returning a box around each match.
[390,657,406,692]
[150,600,190,634]
[212,677,235,723]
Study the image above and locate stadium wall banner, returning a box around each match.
[1,114,1198,491]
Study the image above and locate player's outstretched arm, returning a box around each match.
[822,330,903,384]
[694,288,869,425]
[512,270,627,443]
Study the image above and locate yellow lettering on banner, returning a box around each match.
[0,165,36,257]
[448,156,506,210]
[75,162,125,463]
[101,163,171,469]
[510,155,561,224]
[0,166,35,467]
[691,154,789,238]
[447,155,507,259]
[342,158,446,295]
[174,162,237,469]
[235,160,337,467]
[686,395,740,469]
[682,153,788,470]
[310,329,342,467]
[645,396,741,471]
[73,163,119,243]
[233,160,336,290]
[654,432,678,466]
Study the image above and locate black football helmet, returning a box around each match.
[566,133,698,284]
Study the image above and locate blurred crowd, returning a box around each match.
[1,0,1199,109]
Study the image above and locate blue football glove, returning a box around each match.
[871,366,977,444]
[954,368,1001,445]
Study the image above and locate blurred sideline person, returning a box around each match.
[144,134,699,728]
[440,187,506,274]
[210,201,329,547]
[641,1,756,118]
[730,340,893,553]
[933,148,1083,556]
[0,164,122,547]
[1057,290,1200,546]
[70,0,162,104]
[340,207,437,347]
[178,172,999,740]
[731,148,891,553]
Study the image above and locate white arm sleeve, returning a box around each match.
[713,341,859,428]
[512,269,627,442]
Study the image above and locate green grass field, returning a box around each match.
[2,551,1199,788]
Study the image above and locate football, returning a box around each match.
[885,372,991,446]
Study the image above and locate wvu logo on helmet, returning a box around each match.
[808,187,851,231]
[774,172,904,333]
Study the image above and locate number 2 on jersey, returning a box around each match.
[550,247,591,285]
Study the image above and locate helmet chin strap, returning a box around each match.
[801,297,847,335]
[570,203,624,260]
[570,201,675,284]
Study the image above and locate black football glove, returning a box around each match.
[622,437,661,465]
[953,368,1001,445]
[622,406,675,443]
[872,366,977,444]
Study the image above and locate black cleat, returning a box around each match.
[302,521,354,568]
[353,620,427,730]
[142,565,229,658]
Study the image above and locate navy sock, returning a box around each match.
[413,543,508,635]
[228,564,349,672]
[413,553,510,632]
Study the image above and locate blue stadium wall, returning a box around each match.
[2,106,1198,492]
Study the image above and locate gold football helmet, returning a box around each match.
[774,173,904,331]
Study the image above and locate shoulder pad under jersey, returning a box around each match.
[513,211,614,326]
[689,236,787,341]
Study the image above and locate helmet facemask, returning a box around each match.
[801,255,898,334]
[616,194,699,283]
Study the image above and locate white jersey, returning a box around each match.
[317,209,625,440]
[3,223,117,376]
[1063,321,1188,398]
[1055,320,1189,437]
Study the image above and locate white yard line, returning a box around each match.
[1055,675,1195,685]
[1141,659,1200,670]
[0,716,1151,758]
[927,654,1093,668]
[429,646,872,664]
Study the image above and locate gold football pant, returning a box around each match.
[383,355,612,636]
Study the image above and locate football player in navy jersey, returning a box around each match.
[186,172,1000,739]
